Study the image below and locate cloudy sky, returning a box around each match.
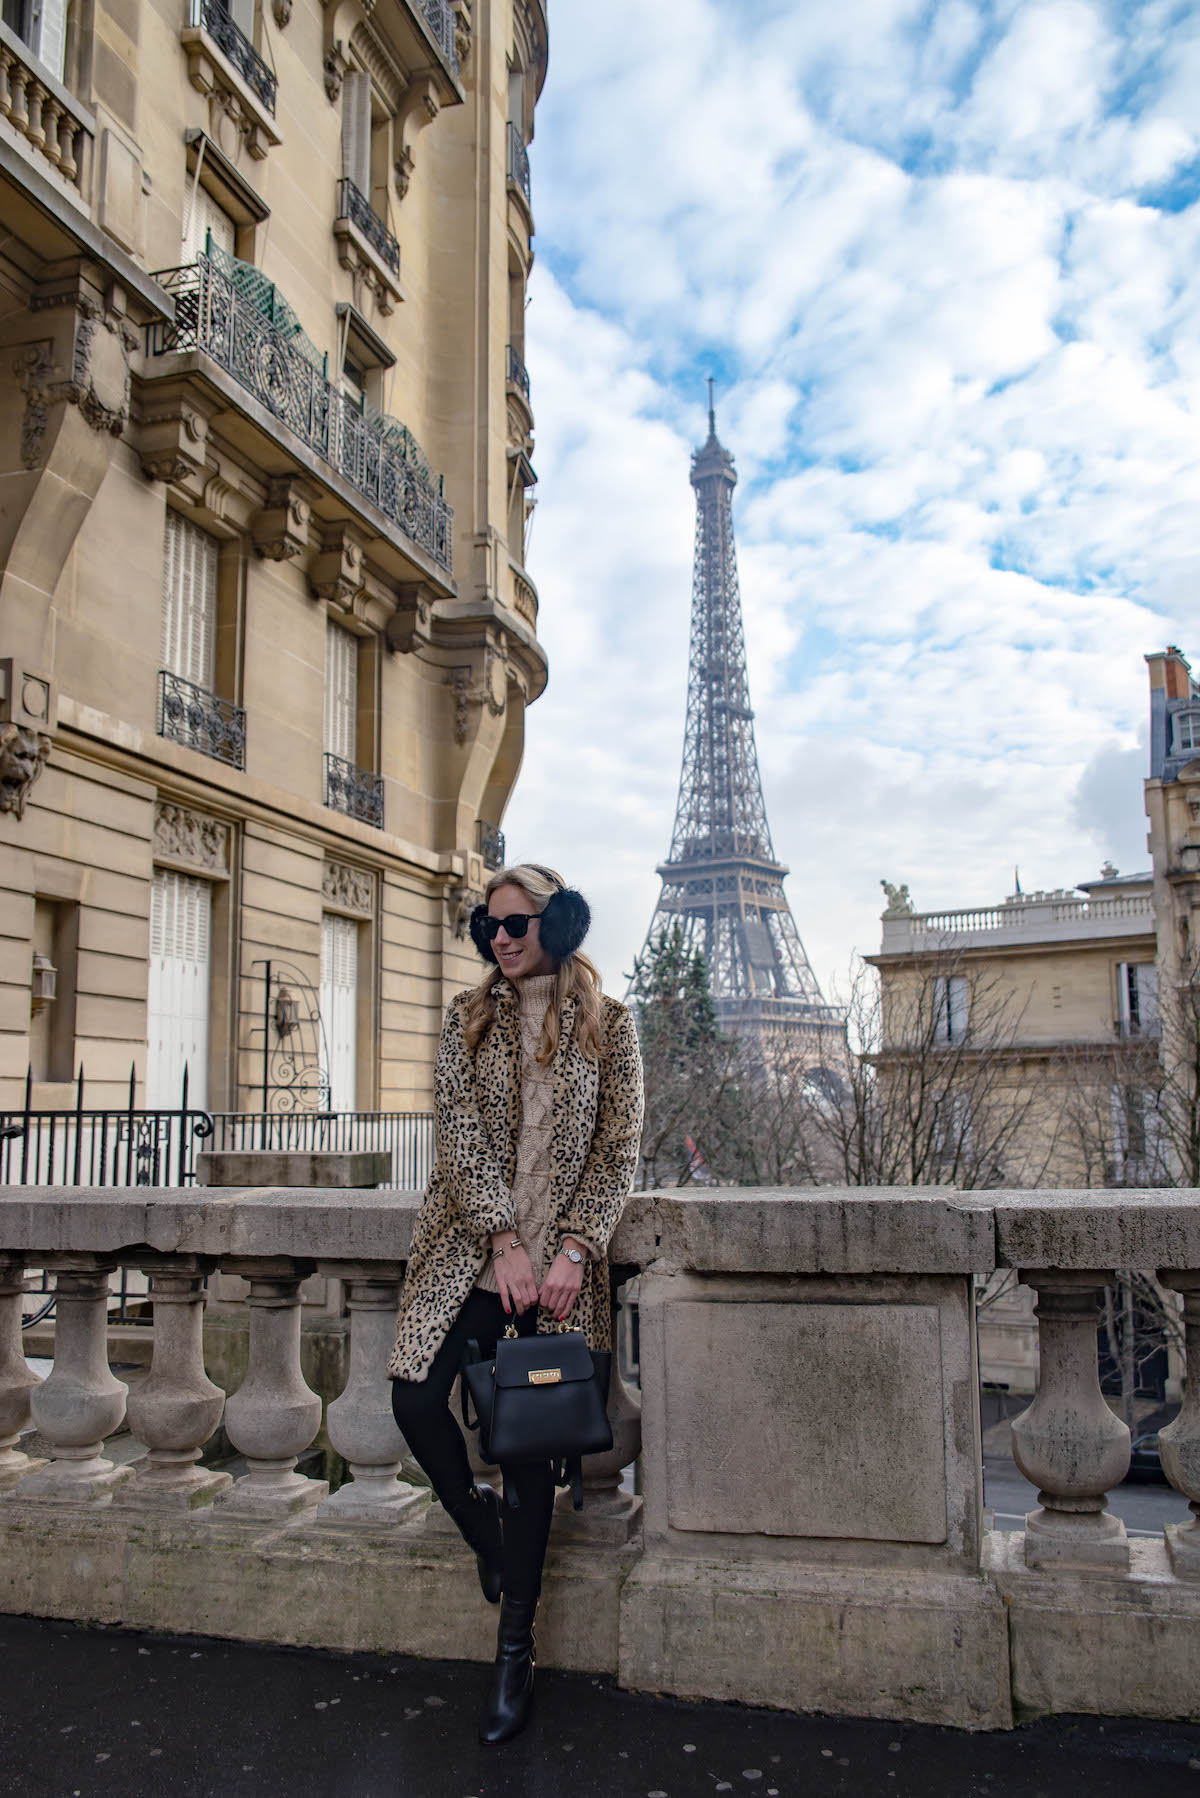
[501,0,1200,1002]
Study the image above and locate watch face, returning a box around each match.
[566,1248,583,1263]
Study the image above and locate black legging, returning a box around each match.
[391,1289,555,1604]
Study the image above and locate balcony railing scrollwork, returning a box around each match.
[325,752,384,829]
[336,178,401,278]
[147,252,453,575]
[507,121,531,206]
[506,343,530,401]
[414,0,458,76]
[189,0,277,114]
[158,670,247,770]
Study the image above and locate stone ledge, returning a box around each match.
[991,1190,1200,1271]
[619,1553,1013,1731]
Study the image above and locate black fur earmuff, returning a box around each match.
[468,877,591,966]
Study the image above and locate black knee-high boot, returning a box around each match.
[444,1482,503,1605]
[479,1594,537,1745]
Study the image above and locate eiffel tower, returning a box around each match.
[636,387,841,1051]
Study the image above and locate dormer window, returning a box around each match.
[1173,708,1200,757]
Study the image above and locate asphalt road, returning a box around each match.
[984,1456,1193,1536]
[3,1615,1200,1798]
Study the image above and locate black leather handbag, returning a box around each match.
[461,1325,612,1510]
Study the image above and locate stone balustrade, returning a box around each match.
[0,22,95,201]
[2,1184,1200,1729]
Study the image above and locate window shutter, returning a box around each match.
[341,70,372,194]
[31,0,66,81]
[325,621,358,763]
[161,513,217,688]
[320,913,358,1112]
[184,182,237,263]
[226,0,255,38]
[948,975,968,1044]
[147,870,211,1110]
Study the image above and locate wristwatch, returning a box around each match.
[561,1246,584,1265]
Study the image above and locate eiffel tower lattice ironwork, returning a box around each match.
[637,389,841,1047]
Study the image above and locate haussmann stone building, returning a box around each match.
[0,0,548,1121]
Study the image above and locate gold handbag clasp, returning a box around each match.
[528,1368,561,1385]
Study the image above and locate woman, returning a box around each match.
[388,863,644,1745]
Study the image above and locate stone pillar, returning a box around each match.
[16,1258,133,1503]
[214,1259,328,1516]
[0,1256,47,1490]
[1011,1270,1130,1570]
[117,1258,232,1510]
[554,1283,643,1542]
[318,1265,425,1524]
[1157,1270,1200,1576]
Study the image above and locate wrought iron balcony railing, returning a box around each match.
[189,0,276,115]
[147,251,453,575]
[415,0,458,75]
[507,122,531,205]
[336,179,401,278]
[325,752,384,829]
[158,670,247,770]
[476,820,506,871]
[506,344,530,401]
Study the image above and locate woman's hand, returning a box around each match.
[539,1246,585,1323]
[490,1234,539,1316]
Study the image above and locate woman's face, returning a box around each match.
[488,882,555,981]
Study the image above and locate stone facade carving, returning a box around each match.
[445,882,483,939]
[309,527,365,610]
[323,859,374,917]
[137,385,211,488]
[880,879,914,918]
[182,24,283,161]
[271,0,292,24]
[253,477,312,561]
[445,647,509,746]
[323,41,348,103]
[453,1,472,66]
[153,802,231,874]
[14,297,133,471]
[385,585,433,655]
[0,724,51,819]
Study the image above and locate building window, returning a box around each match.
[146,869,211,1109]
[162,510,217,690]
[183,182,237,263]
[325,619,358,765]
[320,912,357,1112]
[931,974,968,1046]
[1173,709,1200,756]
[1117,962,1159,1038]
[2,0,67,82]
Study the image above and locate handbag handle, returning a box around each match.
[460,1339,484,1432]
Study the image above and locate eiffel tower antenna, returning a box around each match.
[634,395,840,1049]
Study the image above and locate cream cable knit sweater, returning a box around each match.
[474,972,559,1294]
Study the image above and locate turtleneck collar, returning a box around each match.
[516,971,558,1010]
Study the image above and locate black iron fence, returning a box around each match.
[506,343,530,401]
[336,178,401,276]
[0,1067,214,1189]
[190,0,276,113]
[158,669,247,769]
[507,122,531,204]
[208,1110,434,1189]
[324,751,384,828]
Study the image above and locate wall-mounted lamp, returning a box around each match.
[30,949,57,1016]
[274,986,300,1036]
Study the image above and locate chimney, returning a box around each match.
[1146,645,1193,700]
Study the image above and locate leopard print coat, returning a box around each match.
[386,979,645,1382]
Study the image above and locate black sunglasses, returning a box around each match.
[481,911,542,942]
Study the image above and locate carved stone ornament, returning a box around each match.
[153,802,231,874]
[309,527,365,609]
[253,477,312,561]
[444,650,507,747]
[138,388,211,487]
[13,298,133,471]
[880,879,914,918]
[272,0,292,24]
[385,585,432,655]
[453,1,472,66]
[323,41,348,103]
[0,722,51,819]
[446,882,483,940]
[322,859,374,917]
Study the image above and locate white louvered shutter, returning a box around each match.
[161,512,217,689]
[146,870,211,1110]
[320,913,358,1112]
[325,620,358,763]
[183,182,236,262]
[341,70,372,194]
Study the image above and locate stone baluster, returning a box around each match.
[1010,1269,1130,1570]
[554,1278,643,1541]
[0,47,13,123]
[214,1259,328,1516]
[7,57,29,134]
[1157,1270,1200,1576]
[39,94,62,170]
[117,1258,231,1510]
[17,1258,134,1503]
[0,1257,47,1491]
[318,1265,425,1524]
[56,111,78,185]
[25,76,45,151]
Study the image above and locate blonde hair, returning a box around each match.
[463,862,605,1065]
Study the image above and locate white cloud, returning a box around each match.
[503,0,1200,998]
